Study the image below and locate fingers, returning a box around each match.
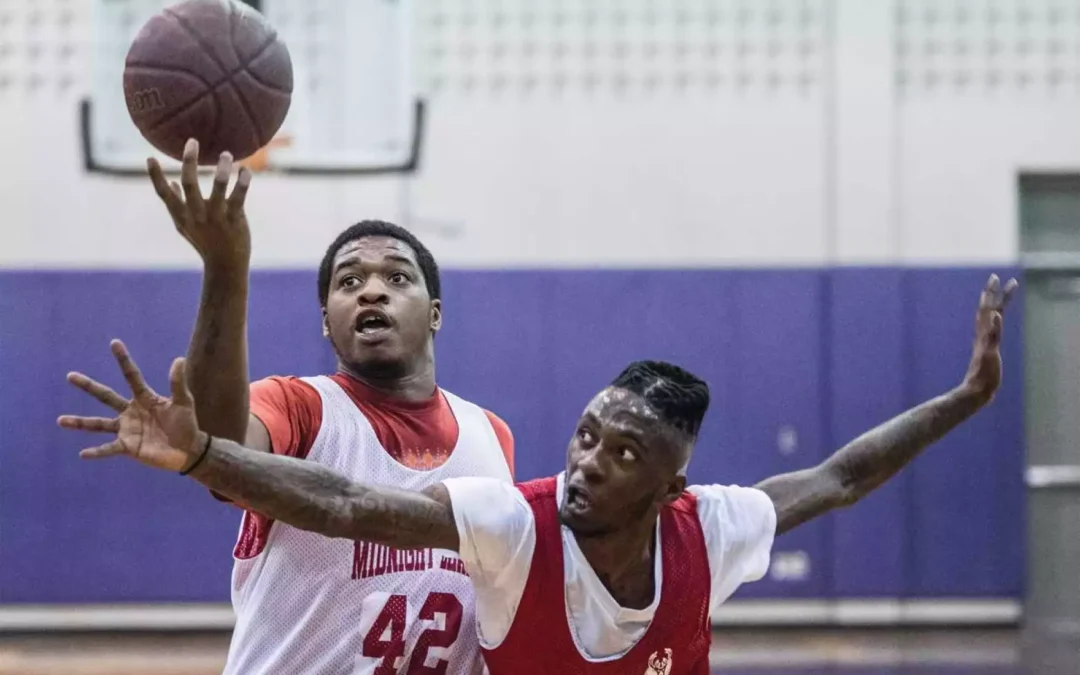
[57,415,120,433]
[168,357,193,406]
[180,139,206,221]
[980,274,1000,309]
[228,166,252,212]
[208,151,234,210]
[988,312,1003,343]
[66,372,128,412]
[147,158,188,224]
[110,340,155,402]
[981,274,1020,311]
[1002,277,1019,308]
[79,440,128,460]
[167,180,197,247]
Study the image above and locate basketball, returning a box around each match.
[122,0,293,164]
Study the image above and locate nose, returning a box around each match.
[358,277,389,305]
[576,446,606,485]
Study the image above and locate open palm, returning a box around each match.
[58,340,205,473]
[962,274,1019,400]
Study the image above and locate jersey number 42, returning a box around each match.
[357,591,463,674]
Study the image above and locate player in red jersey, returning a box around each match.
[60,274,1016,674]
[119,141,515,674]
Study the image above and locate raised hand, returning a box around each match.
[58,340,206,473]
[147,138,252,268]
[962,274,1019,400]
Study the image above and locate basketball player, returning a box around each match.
[142,140,514,674]
[59,275,1017,674]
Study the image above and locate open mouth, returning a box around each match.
[355,311,393,338]
[566,485,593,510]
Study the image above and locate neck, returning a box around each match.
[573,511,659,610]
[337,356,437,402]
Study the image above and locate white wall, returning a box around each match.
[0,0,1076,269]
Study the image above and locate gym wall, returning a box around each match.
[0,0,1054,612]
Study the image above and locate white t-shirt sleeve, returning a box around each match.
[442,476,536,648]
[687,484,777,613]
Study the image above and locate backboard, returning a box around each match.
[82,0,423,176]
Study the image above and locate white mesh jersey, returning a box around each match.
[223,376,513,675]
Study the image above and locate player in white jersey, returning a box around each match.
[118,141,515,674]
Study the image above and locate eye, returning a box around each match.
[340,274,361,288]
[618,447,637,462]
[388,271,410,285]
[577,427,595,445]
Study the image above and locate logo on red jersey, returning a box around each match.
[645,648,672,675]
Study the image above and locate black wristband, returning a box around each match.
[179,434,213,476]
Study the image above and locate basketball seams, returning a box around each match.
[209,83,227,159]
[162,8,226,77]
[130,36,288,96]
[227,3,278,145]
[165,5,263,148]
[233,73,292,105]
[124,64,214,89]
[241,46,293,95]
[141,83,217,137]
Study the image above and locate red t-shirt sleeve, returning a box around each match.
[212,377,323,505]
[250,376,323,459]
[483,410,515,479]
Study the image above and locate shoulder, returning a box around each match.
[688,484,776,518]
[250,375,321,406]
[688,485,777,607]
[479,406,516,477]
[442,477,534,537]
[686,485,777,549]
[443,476,530,513]
[442,477,535,560]
[483,410,514,446]
[687,485,777,570]
[249,376,325,458]
[514,476,558,504]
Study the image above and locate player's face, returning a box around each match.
[560,388,687,537]
[323,237,441,380]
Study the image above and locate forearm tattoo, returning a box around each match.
[189,437,459,550]
[759,388,986,535]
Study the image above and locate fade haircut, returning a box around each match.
[610,360,710,439]
[317,220,441,307]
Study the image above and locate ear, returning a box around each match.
[321,308,330,338]
[659,474,687,506]
[430,299,442,334]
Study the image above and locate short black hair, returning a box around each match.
[610,360,710,438]
[317,220,441,307]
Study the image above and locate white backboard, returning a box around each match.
[86,0,420,175]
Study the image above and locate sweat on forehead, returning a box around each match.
[588,388,661,420]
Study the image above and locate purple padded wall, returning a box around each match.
[827,269,908,597]
[0,267,1024,603]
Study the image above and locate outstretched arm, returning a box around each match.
[148,141,265,449]
[755,274,1018,536]
[187,435,459,550]
[756,387,985,535]
[58,340,459,552]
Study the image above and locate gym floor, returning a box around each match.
[0,628,1076,675]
